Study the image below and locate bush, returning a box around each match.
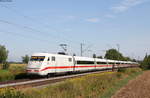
[124,68,142,75]
[2,62,10,70]
[118,67,126,73]
[116,72,124,78]
[118,68,142,75]
[0,70,15,82]
[9,65,26,75]
[0,88,26,98]
[140,54,150,70]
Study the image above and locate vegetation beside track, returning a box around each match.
[0,64,27,82]
[101,68,142,98]
[0,68,142,98]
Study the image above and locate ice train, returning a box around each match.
[26,53,138,77]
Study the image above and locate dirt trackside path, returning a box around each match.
[112,71,150,98]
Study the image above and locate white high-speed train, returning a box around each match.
[26,53,138,77]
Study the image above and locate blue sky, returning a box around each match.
[0,0,150,61]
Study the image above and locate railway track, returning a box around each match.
[0,66,139,89]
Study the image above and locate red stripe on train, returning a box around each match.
[40,65,112,71]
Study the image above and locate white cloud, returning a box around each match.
[86,18,100,23]
[64,28,72,32]
[111,0,147,13]
[66,15,76,19]
[105,14,116,18]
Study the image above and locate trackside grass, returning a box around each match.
[0,68,142,98]
[0,64,27,82]
[0,88,26,98]
[101,68,142,98]
[0,70,15,82]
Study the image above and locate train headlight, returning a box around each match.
[34,70,39,72]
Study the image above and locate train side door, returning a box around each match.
[44,57,55,73]
[47,57,50,65]
[50,56,57,73]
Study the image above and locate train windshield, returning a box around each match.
[30,56,45,61]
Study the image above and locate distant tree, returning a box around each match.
[93,54,96,58]
[140,54,150,69]
[22,55,30,64]
[0,45,8,64]
[0,45,9,69]
[132,59,137,62]
[97,56,103,59]
[73,53,76,56]
[123,57,132,61]
[2,62,10,70]
[104,49,124,60]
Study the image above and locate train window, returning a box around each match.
[30,56,45,61]
[116,63,120,64]
[77,61,94,64]
[97,62,107,64]
[68,58,72,62]
[109,62,115,64]
[47,57,50,61]
[52,56,55,61]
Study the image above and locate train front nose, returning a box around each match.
[26,55,46,75]
[26,68,40,73]
[26,61,42,74]
[28,61,42,68]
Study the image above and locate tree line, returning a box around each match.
[0,44,150,70]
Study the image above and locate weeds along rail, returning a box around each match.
[0,66,139,89]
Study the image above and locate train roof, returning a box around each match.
[74,56,94,61]
[95,58,108,62]
[31,53,138,64]
[31,53,73,58]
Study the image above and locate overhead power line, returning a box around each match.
[0,4,94,55]
[0,4,80,44]
[0,4,55,29]
[0,19,81,47]
[0,29,56,45]
[59,44,67,54]
[80,43,93,56]
[0,19,61,40]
